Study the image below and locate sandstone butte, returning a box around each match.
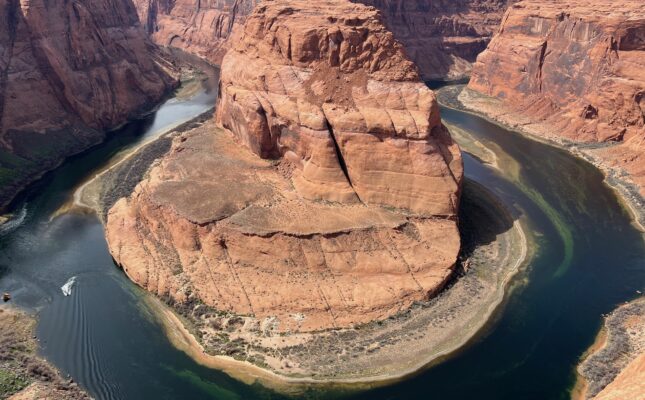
[468,0,645,196]
[134,0,514,80]
[106,0,463,333]
[0,0,178,208]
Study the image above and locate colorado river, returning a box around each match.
[0,77,643,399]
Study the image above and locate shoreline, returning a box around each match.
[80,83,530,390]
[0,305,90,399]
[91,120,531,390]
[439,85,645,233]
[574,297,645,399]
[143,219,529,390]
[572,326,608,400]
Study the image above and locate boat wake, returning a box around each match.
[61,276,77,296]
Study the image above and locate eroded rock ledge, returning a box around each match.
[106,0,463,334]
[467,0,645,197]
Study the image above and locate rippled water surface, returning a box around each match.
[0,80,643,400]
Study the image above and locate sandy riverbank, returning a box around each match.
[574,297,645,399]
[447,86,645,233]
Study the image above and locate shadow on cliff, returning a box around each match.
[458,178,515,258]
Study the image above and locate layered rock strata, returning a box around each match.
[354,0,515,80]
[468,0,645,196]
[107,0,463,333]
[0,0,178,208]
[134,0,258,64]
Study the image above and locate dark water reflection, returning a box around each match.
[0,80,643,400]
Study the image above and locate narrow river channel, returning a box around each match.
[0,74,643,399]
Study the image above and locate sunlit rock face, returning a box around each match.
[469,0,645,195]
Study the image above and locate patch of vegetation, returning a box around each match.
[0,367,31,398]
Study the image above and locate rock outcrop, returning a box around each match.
[468,0,645,196]
[134,0,258,64]
[354,0,515,80]
[107,0,462,333]
[0,0,178,208]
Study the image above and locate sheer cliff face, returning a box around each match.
[0,0,177,207]
[468,0,645,194]
[354,0,515,80]
[134,0,258,64]
[107,0,462,333]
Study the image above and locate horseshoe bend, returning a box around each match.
[0,0,643,397]
[106,0,464,339]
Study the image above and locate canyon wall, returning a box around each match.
[107,0,462,333]
[354,0,515,80]
[0,0,177,208]
[134,0,258,64]
[467,0,645,196]
[134,0,513,80]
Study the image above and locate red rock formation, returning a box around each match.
[134,0,257,64]
[468,0,645,195]
[107,0,462,333]
[216,0,462,215]
[0,0,177,207]
[354,0,515,80]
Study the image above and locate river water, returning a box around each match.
[0,75,643,399]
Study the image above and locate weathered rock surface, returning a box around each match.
[354,0,515,80]
[134,0,258,64]
[0,0,178,208]
[468,0,645,195]
[107,0,462,333]
[216,0,462,215]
